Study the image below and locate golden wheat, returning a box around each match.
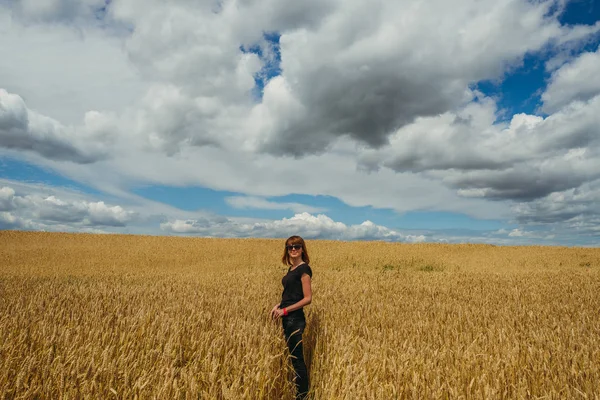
[1,231,599,399]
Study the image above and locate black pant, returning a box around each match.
[282,314,309,399]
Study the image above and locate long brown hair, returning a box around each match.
[281,235,310,266]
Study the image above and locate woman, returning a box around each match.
[271,235,313,400]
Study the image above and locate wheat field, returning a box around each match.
[1,231,599,399]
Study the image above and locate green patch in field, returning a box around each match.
[419,264,436,272]
[380,258,445,272]
[381,264,396,271]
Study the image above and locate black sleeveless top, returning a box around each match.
[280,263,313,316]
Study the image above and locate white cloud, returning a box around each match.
[359,92,600,200]
[0,186,16,211]
[11,0,107,24]
[248,0,598,155]
[508,228,525,237]
[0,184,137,229]
[512,179,600,237]
[161,212,426,242]
[0,89,116,162]
[2,179,595,245]
[5,0,595,158]
[542,46,600,114]
[0,12,144,125]
[225,196,326,213]
[2,182,427,243]
[505,228,557,240]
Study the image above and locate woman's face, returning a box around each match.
[287,242,303,258]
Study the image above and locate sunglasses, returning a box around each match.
[286,244,303,251]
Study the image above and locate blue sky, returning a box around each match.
[1,0,600,245]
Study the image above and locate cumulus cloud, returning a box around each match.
[542,46,600,114]
[0,9,144,126]
[10,0,108,24]
[0,184,137,229]
[2,180,429,242]
[161,212,426,242]
[434,228,558,245]
[512,179,600,234]
[505,228,554,239]
[2,179,593,245]
[0,186,16,211]
[0,211,27,230]
[131,84,230,155]
[49,0,593,157]
[471,179,600,241]
[358,90,600,201]
[0,89,115,163]
[246,0,598,155]
[3,1,599,168]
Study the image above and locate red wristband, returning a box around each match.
[283,308,288,316]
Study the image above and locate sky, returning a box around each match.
[1,0,600,246]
